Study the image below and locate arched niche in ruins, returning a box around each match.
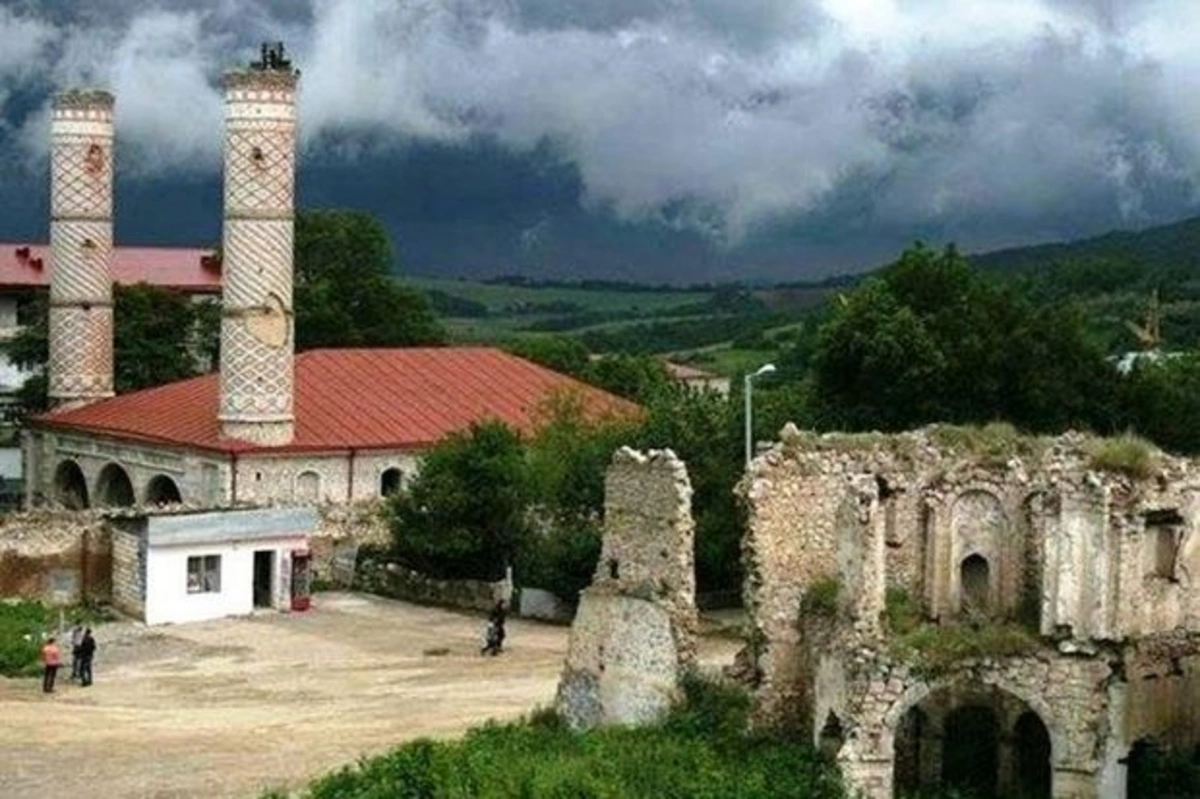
[95,463,135,508]
[145,474,183,506]
[891,683,1053,799]
[295,470,321,504]
[950,489,1008,618]
[53,460,89,509]
[960,553,991,617]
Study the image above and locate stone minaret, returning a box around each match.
[218,44,299,445]
[48,90,115,409]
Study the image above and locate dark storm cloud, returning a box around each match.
[1,0,1200,268]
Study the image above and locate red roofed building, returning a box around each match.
[26,347,635,509]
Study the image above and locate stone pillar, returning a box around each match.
[217,49,299,446]
[48,89,115,409]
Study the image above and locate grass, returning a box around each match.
[891,622,1040,678]
[882,588,923,636]
[801,576,840,619]
[0,600,112,677]
[265,674,845,799]
[927,423,1048,466]
[1086,433,1160,480]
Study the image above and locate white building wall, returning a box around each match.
[144,533,305,625]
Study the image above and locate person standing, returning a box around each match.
[78,629,96,687]
[41,637,62,694]
[69,624,83,682]
[488,599,508,655]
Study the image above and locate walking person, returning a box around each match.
[41,637,62,694]
[481,599,507,656]
[78,628,96,687]
[69,624,83,682]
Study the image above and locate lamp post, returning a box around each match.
[744,363,776,469]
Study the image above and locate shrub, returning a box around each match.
[278,674,845,799]
[801,576,840,619]
[883,588,923,635]
[513,520,601,600]
[1087,433,1160,480]
[0,600,51,677]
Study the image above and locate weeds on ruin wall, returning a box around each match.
[265,675,845,799]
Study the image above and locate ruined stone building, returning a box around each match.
[557,448,697,730]
[4,46,631,606]
[741,424,1200,799]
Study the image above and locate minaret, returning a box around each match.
[218,43,299,446]
[48,89,115,410]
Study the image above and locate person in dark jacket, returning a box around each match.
[481,600,507,656]
[69,624,83,682]
[77,628,96,687]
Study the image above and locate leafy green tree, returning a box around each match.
[387,421,530,581]
[294,209,444,350]
[505,336,591,377]
[4,285,221,414]
[810,243,1118,434]
[1120,353,1200,454]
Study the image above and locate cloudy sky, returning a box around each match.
[1,0,1199,281]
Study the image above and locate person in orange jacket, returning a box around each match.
[41,637,62,694]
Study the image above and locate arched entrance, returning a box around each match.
[380,467,403,497]
[145,475,182,505]
[53,460,89,509]
[95,463,135,508]
[893,684,1052,799]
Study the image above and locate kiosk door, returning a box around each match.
[291,550,312,611]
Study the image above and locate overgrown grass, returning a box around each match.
[891,623,1040,678]
[882,588,923,635]
[801,576,840,619]
[1087,433,1160,480]
[927,423,1048,466]
[267,674,845,799]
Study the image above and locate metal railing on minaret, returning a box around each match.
[48,89,115,410]
[217,43,299,446]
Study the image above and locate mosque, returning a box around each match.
[22,44,631,513]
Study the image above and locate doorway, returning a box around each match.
[253,550,275,608]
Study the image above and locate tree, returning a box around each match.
[1120,353,1200,455]
[4,285,220,414]
[387,421,530,581]
[809,243,1118,434]
[294,209,444,350]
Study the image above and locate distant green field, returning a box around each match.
[400,276,704,314]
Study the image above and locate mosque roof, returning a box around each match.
[31,347,638,454]
[0,243,220,293]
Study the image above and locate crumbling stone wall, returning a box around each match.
[0,510,111,604]
[556,448,697,730]
[741,425,1200,797]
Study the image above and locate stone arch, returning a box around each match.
[950,488,1009,616]
[145,474,182,505]
[883,674,1065,768]
[380,466,403,497]
[819,711,845,759]
[53,460,89,509]
[95,463,135,508]
[886,679,1058,799]
[295,470,321,503]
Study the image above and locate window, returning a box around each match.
[187,555,221,594]
[380,467,403,497]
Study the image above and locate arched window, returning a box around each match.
[145,475,183,505]
[380,467,403,497]
[961,554,990,616]
[95,463,135,508]
[818,712,845,759]
[53,461,89,509]
[295,471,321,503]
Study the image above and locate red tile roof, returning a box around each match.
[0,243,220,293]
[32,348,638,454]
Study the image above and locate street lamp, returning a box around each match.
[744,363,776,468]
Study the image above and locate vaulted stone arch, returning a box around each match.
[145,474,182,506]
[95,463,135,508]
[53,460,89,509]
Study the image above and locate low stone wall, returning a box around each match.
[356,560,511,613]
[0,510,110,605]
[311,501,391,583]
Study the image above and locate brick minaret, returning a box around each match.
[218,44,299,445]
[48,90,115,409]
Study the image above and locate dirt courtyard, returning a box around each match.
[0,592,741,798]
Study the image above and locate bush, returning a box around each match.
[0,600,51,677]
[278,675,845,799]
[883,588,923,635]
[892,623,1039,677]
[513,520,601,600]
[1087,433,1160,480]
